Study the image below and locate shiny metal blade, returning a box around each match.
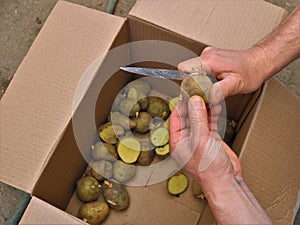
[120,67,187,80]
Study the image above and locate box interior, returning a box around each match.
[30,14,261,225]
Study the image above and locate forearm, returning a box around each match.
[250,5,300,82]
[198,175,272,225]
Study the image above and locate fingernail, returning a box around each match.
[191,97,204,110]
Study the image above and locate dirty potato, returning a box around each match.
[76,176,102,202]
[78,201,109,225]
[102,180,130,211]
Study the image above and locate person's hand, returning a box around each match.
[169,96,242,189]
[178,47,269,105]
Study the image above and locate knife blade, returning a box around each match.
[120,66,217,84]
[120,67,188,80]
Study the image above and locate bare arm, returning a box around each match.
[171,6,300,224]
[198,172,272,225]
[178,5,300,104]
[170,97,272,225]
[252,4,300,82]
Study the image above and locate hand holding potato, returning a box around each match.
[169,97,272,224]
[178,48,267,105]
[169,96,241,185]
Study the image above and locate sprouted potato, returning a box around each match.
[76,176,101,202]
[78,201,109,225]
[102,180,130,211]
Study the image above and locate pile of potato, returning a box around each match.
[98,79,177,167]
[74,79,180,225]
[74,74,238,225]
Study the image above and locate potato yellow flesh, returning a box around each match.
[117,137,141,164]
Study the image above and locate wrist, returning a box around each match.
[199,175,243,217]
[247,46,275,83]
[196,172,237,197]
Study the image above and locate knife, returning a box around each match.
[120,66,217,83]
[120,67,188,80]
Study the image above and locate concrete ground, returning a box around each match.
[0,0,299,224]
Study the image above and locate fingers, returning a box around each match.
[169,99,188,150]
[169,99,188,133]
[178,57,212,74]
[188,96,209,147]
[210,74,244,104]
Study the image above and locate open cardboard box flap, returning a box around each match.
[19,197,82,224]
[1,0,299,225]
[198,78,300,224]
[0,1,126,193]
[237,79,300,223]
[129,0,286,50]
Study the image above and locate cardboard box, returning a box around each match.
[0,1,299,225]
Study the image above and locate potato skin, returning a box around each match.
[76,176,101,202]
[91,160,113,182]
[147,96,170,120]
[109,111,136,130]
[78,201,109,225]
[98,122,124,144]
[92,142,118,161]
[137,141,155,166]
[113,160,136,183]
[135,112,152,133]
[102,181,130,211]
[119,98,141,117]
[180,73,213,104]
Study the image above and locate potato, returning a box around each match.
[147,96,170,120]
[76,176,101,202]
[109,112,136,130]
[224,119,237,145]
[167,171,189,196]
[135,112,152,133]
[133,131,151,142]
[113,160,136,183]
[111,92,126,112]
[91,142,118,161]
[150,127,169,146]
[119,98,141,117]
[127,79,151,94]
[180,72,213,104]
[148,117,164,130]
[127,87,138,101]
[78,201,109,225]
[137,91,149,110]
[155,144,170,159]
[117,137,141,164]
[91,160,113,182]
[164,116,170,128]
[169,96,179,111]
[84,164,93,177]
[191,179,205,200]
[102,181,130,211]
[98,122,124,144]
[137,141,155,166]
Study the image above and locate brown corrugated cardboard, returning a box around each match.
[19,197,82,224]
[0,1,126,193]
[199,78,300,224]
[239,78,300,224]
[1,0,299,225]
[129,0,286,50]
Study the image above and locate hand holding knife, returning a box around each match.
[120,66,215,104]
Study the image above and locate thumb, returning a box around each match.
[210,74,242,105]
[188,96,209,146]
